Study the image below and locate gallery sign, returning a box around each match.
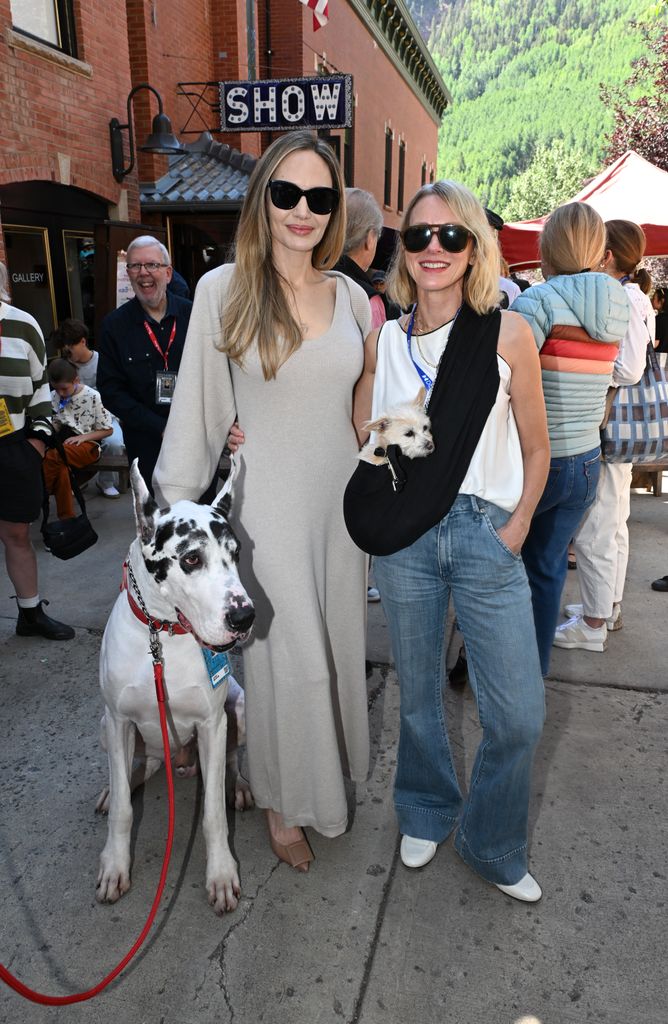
[219,75,353,132]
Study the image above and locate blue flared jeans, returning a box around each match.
[374,494,545,886]
[522,446,602,675]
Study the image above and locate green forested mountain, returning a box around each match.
[411,0,664,218]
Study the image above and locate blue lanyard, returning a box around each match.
[406,304,461,396]
[406,306,435,393]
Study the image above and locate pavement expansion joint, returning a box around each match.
[348,837,402,1024]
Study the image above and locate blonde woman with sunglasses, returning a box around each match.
[155,131,372,873]
[350,181,550,901]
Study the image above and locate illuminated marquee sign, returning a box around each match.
[219,75,353,133]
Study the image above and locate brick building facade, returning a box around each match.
[0,0,448,342]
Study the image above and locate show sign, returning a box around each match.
[219,75,353,132]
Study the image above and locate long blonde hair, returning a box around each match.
[386,180,500,315]
[220,131,346,380]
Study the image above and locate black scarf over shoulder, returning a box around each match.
[344,303,502,556]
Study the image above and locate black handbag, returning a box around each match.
[41,441,98,560]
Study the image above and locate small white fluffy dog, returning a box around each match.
[359,387,435,465]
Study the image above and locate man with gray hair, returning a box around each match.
[0,261,74,639]
[98,235,192,491]
[335,188,388,329]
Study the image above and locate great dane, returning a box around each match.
[96,459,255,914]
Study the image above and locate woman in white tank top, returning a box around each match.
[351,180,550,902]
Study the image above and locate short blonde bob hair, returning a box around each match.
[220,130,346,380]
[386,180,500,315]
[540,202,605,276]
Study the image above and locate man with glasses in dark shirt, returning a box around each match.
[98,236,192,492]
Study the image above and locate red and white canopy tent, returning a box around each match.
[500,150,668,269]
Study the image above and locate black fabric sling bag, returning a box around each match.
[343,303,501,556]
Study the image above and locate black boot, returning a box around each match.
[16,600,75,641]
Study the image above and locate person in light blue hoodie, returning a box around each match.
[510,203,629,675]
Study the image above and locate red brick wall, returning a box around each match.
[0,0,135,217]
[126,0,219,182]
[0,0,440,262]
[301,3,439,229]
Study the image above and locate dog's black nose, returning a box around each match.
[226,605,255,633]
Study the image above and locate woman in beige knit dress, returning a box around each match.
[154,131,371,871]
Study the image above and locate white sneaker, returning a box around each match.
[367,586,381,603]
[496,872,542,902]
[400,835,438,868]
[553,615,607,652]
[97,483,120,499]
[564,602,622,631]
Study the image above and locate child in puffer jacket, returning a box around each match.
[510,202,629,675]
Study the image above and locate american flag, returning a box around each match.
[299,0,329,31]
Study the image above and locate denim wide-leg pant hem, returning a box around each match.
[454,832,528,886]
[375,495,545,887]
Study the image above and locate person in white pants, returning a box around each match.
[554,220,654,652]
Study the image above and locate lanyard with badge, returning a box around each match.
[405,304,461,408]
[0,323,14,437]
[144,319,177,404]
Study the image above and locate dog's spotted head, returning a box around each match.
[130,459,255,652]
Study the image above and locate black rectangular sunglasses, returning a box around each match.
[402,223,473,254]
[267,179,340,216]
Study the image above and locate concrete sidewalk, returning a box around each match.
[0,483,666,1024]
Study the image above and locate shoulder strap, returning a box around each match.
[41,436,89,530]
[328,270,372,339]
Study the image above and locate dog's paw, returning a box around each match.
[95,786,110,814]
[96,856,131,904]
[234,776,254,811]
[206,866,241,915]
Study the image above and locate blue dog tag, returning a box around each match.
[202,648,231,689]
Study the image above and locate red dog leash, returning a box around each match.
[0,570,176,1005]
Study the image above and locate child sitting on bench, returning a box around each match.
[43,359,113,519]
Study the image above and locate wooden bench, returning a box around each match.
[80,452,229,497]
[74,452,130,493]
[631,465,668,497]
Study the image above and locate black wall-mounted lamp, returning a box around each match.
[109,82,184,183]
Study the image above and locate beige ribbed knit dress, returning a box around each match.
[154,263,371,836]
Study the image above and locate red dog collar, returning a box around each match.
[121,561,189,635]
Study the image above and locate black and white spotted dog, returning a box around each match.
[96,459,255,915]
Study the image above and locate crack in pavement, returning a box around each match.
[208,861,282,1021]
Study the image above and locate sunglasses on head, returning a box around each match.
[402,223,473,254]
[267,179,339,216]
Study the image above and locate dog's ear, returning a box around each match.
[213,454,238,518]
[414,387,426,407]
[363,416,390,434]
[130,458,158,544]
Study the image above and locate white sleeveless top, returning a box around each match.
[371,317,524,512]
